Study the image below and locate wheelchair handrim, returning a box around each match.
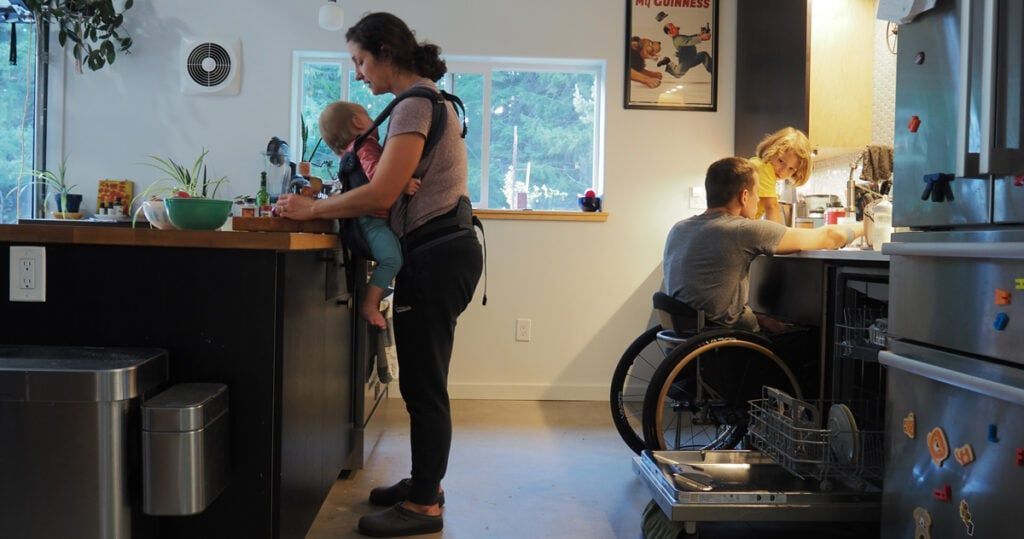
[651,337,801,451]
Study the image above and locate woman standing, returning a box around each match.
[277,12,482,537]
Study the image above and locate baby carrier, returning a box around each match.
[336,86,488,304]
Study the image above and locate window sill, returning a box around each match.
[473,210,608,222]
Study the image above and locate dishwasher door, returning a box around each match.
[879,342,1024,539]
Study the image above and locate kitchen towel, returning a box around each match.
[376,298,399,384]
[860,145,894,182]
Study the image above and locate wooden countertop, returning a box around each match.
[0,224,339,251]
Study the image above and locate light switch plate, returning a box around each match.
[9,246,45,302]
[515,318,532,342]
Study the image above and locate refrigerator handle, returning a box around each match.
[955,0,978,178]
[880,351,1024,407]
[979,0,1001,175]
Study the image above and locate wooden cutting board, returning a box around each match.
[232,216,337,234]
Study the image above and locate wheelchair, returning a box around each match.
[610,292,803,454]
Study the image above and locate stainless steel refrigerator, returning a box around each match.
[883,0,1024,538]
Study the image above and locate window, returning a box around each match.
[293,53,604,211]
[0,21,38,224]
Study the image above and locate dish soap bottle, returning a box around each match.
[869,196,892,251]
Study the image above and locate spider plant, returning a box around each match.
[130,149,229,227]
[137,148,228,200]
[5,155,79,216]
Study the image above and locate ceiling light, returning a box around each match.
[319,0,344,31]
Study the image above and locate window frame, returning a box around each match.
[290,51,606,214]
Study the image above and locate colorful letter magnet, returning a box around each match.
[914,507,932,539]
[927,427,949,467]
[903,412,916,439]
[959,499,975,537]
[954,444,975,467]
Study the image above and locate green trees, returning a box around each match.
[0,23,37,224]
[485,71,596,210]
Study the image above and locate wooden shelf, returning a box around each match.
[473,210,608,222]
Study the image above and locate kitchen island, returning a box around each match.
[0,223,355,539]
[750,247,890,403]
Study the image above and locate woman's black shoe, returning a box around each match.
[368,478,445,507]
[358,504,443,537]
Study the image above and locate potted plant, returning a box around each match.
[23,0,135,73]
[4,155,81,218]
[299,116,323,178]
[134,149,231,230]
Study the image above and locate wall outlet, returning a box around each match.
[9,246,45,302]
[515,318,532,342]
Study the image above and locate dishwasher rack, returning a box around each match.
[747,386,884,491]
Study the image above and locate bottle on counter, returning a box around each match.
[240,196,256,218]
[868,196,893,251]
[112,198,123,217]
[256,172,271,217]
[99,199,108,216]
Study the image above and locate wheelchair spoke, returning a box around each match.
[625,373,651,384]
[636,351,662,372]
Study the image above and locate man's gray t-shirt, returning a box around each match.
[662,213,786,331]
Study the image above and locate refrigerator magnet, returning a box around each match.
[903,412,916,439]
[927,427,949,467]
[913,507,932,539]
[954,444,975,467]
[959,499,975,537]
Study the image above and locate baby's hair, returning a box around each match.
[755,127,813,187]
[319,101,370,154]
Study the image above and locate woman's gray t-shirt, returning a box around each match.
[385,80,469,236]
[662,213,786,331]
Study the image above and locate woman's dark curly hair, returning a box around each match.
[345,12,447,82]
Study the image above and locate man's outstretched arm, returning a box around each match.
[775,224,863,254]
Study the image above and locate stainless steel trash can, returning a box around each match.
[0,345,168,539]
[142,382,229,516]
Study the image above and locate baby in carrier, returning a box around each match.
[319,101,420,329]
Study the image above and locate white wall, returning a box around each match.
[56,0,737,400]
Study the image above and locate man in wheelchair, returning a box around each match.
[647,157,863,449]
[611,157,865,454]
[663,156,862,335]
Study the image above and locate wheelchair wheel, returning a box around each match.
[610,325,684,454]
[641,329,802,451]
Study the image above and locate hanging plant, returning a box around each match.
[23,0,134,73]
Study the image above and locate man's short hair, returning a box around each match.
[705,157,756,208]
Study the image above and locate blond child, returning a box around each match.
[749,127,812,224]
[319,101,419,329]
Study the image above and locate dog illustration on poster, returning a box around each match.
[625,1,718,110]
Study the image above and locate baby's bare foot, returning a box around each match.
[361,302,387,329]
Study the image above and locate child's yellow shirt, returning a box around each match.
[749,156,778,219]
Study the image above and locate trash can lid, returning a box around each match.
[143,383,229,432]
[0,346,168,403]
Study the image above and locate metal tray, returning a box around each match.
[634,450,880,523]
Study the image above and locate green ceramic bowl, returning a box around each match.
[164,198,232,230]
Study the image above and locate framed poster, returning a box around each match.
[625,0,718,111]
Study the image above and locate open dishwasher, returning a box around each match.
[634,386,884,535]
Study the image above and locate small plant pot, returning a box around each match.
[54,194,83,213]
[577,196,601,212]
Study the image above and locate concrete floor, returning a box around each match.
[306,399,880,539]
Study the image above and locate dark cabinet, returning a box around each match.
[0,242,355,539]
[735,0,875,158]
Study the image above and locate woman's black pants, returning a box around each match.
[393,233,483,505]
